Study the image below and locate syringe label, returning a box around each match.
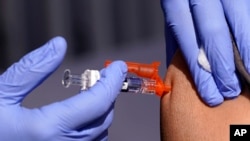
[122,81,129,92]
[121,77,143,93]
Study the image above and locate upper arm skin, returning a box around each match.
[160,50,250,141]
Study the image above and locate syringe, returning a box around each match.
[62,61,171,97]
[62,69,157,95]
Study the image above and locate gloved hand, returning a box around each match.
[161,0,250,106]
[0,37,127,141]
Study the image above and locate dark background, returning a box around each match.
[0,0,166,140]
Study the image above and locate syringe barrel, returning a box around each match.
[62,69,83,88]
[121,77,156,94]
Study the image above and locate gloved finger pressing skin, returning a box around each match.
[161,0,224,106]
[221,0,250,74]
[190,0,240,98]
[160,0,179,68]
[40,61,127,130]
[0,36,67,105]
[164,24,179,67]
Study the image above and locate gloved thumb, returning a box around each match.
[0,36,67,105]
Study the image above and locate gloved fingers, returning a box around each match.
[161,0,179,67]
[26,107,112,141]
[161,0,199,63]
[77,110,112,141]
[164,23,179,67]
[189,0,241,98]
[0,36,67,105]
[59,109,113,141]
[161,0,224,106]
[94,130,108,141]
[41,61,127,129]
[221,0,250,73]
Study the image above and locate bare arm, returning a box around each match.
[160,50,250,141]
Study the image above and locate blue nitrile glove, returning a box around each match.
[161,0,248,106]
[0,36,127,141]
